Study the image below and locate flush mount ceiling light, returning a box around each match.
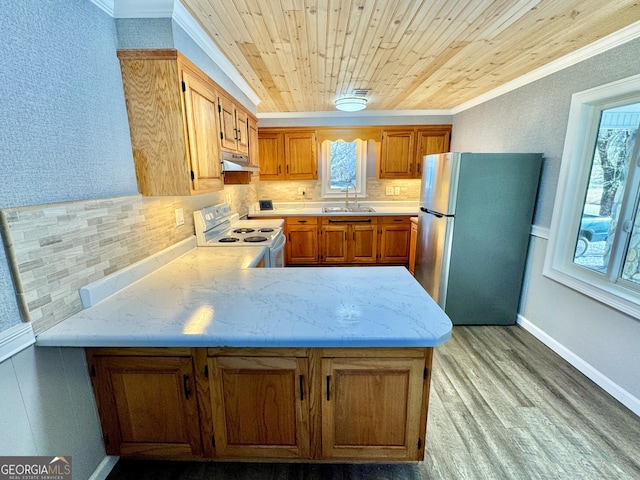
[335,96,368,112]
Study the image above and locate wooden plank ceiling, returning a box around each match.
[181,0,640,112]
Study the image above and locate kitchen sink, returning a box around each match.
[348,206,375,212]
[322,206,376,213]
[323,206,348,213]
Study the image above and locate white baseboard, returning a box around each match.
[0,323,35,363]
[88,456,119,480]
[517,315,640,417]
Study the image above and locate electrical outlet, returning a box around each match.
[385,187,394,196]
[394,186,401,196]
[175,208,184,227]
[298,187,307,196]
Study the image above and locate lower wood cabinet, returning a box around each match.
[378,216,412,264]
[320,217,378,264]
[206,355,310,459]
[87,348,202,458]
[322,355,427,460]
[285,217,319,264]
[87,347,433,462]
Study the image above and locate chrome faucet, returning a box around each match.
[344,182,357,209]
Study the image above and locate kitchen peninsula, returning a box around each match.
[37,244,452,462]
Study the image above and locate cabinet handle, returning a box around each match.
[328,219,372,223]
[326,375,331,401]
[286,165,289,174]
[299,375,304,401]
[297,219,307,223]
[278,165,281,174]
[344,232,347,241]
[183,374,191,400]
[288,233,291,241]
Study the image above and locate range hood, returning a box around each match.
[221,151,259,172]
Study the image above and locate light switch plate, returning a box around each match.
[394,186,401,196]
[175,208,184,226]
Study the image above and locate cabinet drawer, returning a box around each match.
[287,216,317,225]
[379,215,410,224]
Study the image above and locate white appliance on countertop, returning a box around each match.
[194,203,286,268]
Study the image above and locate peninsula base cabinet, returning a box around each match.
[86,347,433,462]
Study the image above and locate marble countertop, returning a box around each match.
[248,201,419,217]
[36,245,452,349]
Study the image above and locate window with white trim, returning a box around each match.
[545,74,640,318]
[320,139,367,198]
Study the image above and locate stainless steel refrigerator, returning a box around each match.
[414,152,542,325]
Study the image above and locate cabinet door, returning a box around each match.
[285,132,317,180]
[380,130,415,178]
[208,356,310,459]
[182,69,223,193]
[321,224,349,263]
[379,217,411,264]
[258,132,284,180]
[350,222,378,263]
[235,108,249,154]
[218,94,238,151]
[90,355,202,458]
[415,128,451,178]
[286,218,319,264]
[247,117,259,175]
[322,357,425,461]
[409,220,418,274]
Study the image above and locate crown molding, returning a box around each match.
[89,0,260,106]
[90,0,114,16]
[452,20,640,114]
[257,109,452,120]
[172,2,261,106]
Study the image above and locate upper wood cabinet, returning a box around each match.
[258,128,317,180]
[379,125,451,179]
[218,93,249,155]
[247,117,259,173]
[117,49,223,196]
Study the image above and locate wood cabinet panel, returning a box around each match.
[88,347,433,462]
[117,49,225,196]
[257,129,317,180]
[258,131,284,179]
[88,354,202,458]
[320,217,377,264]
[181,68,223,192]
[321,224,348,263]
[286,217,319,265]
[208,356,310,459]
[380,130,416,178]
[378,217,412,264]
[409,217,418,275]
[321,357,425,461]
[379,125,451,179]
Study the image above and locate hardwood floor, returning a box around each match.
[106,326,640,480]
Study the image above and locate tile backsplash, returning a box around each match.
[0,185,256,335]
[256,178,421,202]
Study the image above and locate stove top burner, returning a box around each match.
[258,228,275,233]
[219,237,240,243]
[233,228,255,234]
[244,236,268,243]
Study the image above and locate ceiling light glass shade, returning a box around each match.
[335,97,367,112]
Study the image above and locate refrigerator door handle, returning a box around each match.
[420,207,445,218]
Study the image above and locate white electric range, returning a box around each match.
[193,204,286,267]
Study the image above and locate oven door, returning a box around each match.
[269,233,286,268]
